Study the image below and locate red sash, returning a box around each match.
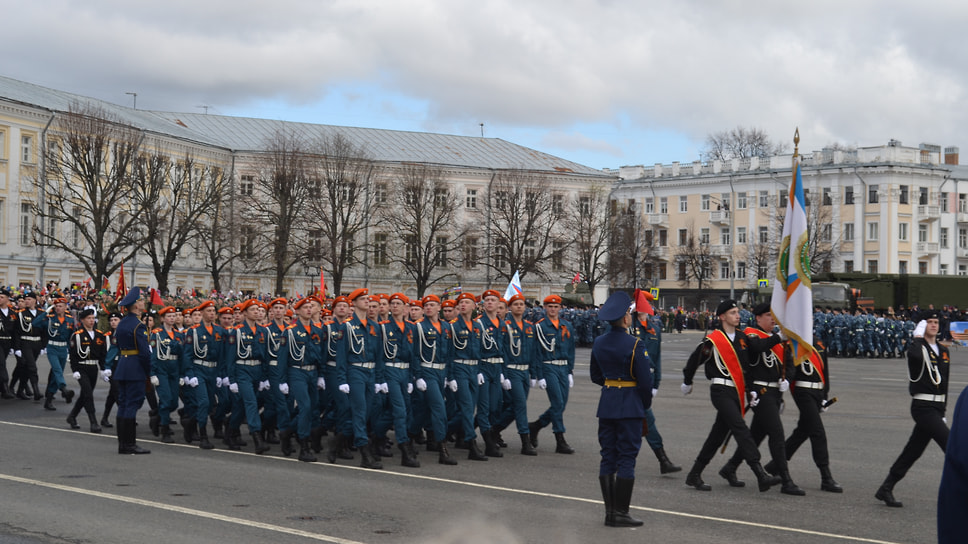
[744,327,784,363]
[805,349,826,386]
[708,330,747,412]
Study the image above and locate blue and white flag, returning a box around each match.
[504,270,523,301]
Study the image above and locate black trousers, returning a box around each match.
[69,365,99,418]
[888,401,949,481]
[728,387,787,470]
[697,385,760,465]
[785,388,830,467]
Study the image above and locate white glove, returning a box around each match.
[100,370,110,382]
[537,378,547,390]
[188,377,199,388]
[229,383,239,394]
[913,320,927,338]
[777,330,788,341]
[415,378,427,392]
[530,378,537,388]
[317,377,326,390]
[500,373,506,384]
[150,375,160,387]
[477,373,485,385]
[40,349,46,356]
[103,369,112,379]
[502,378,512,391]
[681,382,692,395]
[379,383,389,394]
[407,382,414,394]
[179,377,185,386]
[943,417,948,425]
[279,383,290,395]
[220,377,230,388]
[338,383,350,394]
[568,374,574,388]
[652,388,658,397]
[72,371,81,380]
[7,349,12,355]
[258,380,269,391]
[749,390,760,407]
[779,379,790,392]
[216,377,223,388]
[447,380,458,392]
[374,383,381,394]
[14,350,22,358]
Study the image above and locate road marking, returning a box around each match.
[0,421,901,544]
[0,472,366,544]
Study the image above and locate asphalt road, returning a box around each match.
[0,332,960,544]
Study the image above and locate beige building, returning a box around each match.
[0,76,614,302]
[608,141,968,310]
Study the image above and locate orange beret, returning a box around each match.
[217,306,233,315]
[292,298,313,310]
[332,296,351,307]
[348,288,368,301]
[422,294,440,305]
[197,300,215,311]
[441,299,456,308]
[389,293,409,304]
[239,299,260,312]
[183,308,194,316]
[410,299,423,308]
[378,293,390,301]
[508,294,525,305]
[544,295,562,305]
[481,289,501,300]
[456,292,476,303]
[285,309,294,317]
[52,298,68,304]
[368,295,381,303]
[158,306,177,316]
[270,297,288,307]
[499,297,507,305]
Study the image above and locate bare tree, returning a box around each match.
[197,189,239,293]
[378,163,467,297]
[131,152,228,293]
[306,132,379,295]
[34,103,146,282]
[675,223,717,291]
[482,170,567,284]
[701,126,788,162]
[563,183,611,304]
[768,194,840,275]
[608,202,660,290]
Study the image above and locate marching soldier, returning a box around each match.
[281,297,324,462]
[449,292,486,460]
[99,312,122,428]
[322,296,351,459]
[113,287,151,454]
[223,299,271,454]
[263,297,292,447]
[412,294,458,465]
[0,289,17,399]
[680,300,781,492]
[180,300,223,450]
[13,292,45,402]
[148,306,182,443]
[477,289,507,458]
[66,308,107,433]
[494,293,538,455]
[876,311,950,507]
[530,295,577,454]
[372,293,420,467]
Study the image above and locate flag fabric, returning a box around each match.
[150,288,164,307]
[115,262,127,300]
[101,276,110,291]
[771,158,814,365]
[571,272,581,285]
[632,289,654,315]
[444,284,462,296]
[504,270,523,301]
[320,268,326,298]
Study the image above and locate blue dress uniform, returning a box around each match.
[449,304,486,459]
[590,291,652,528]
[494,307,538,455]
[31,304,76,407]
[629,314,681,473]
[281,303,324,462]
[477,291,507,457]
[14,295,46,402]
[113,287,151,454]
[263,317,292,445]
[530,295,577,454]
[149,317,182,443]
[320,315,348,448]
[223,312,271,454]
[938,384,968,543]
[336,311,384,469]
[412,309,458,465]
[179,308,225,449]
[372,308,420,467]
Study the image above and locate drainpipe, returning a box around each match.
[37,112,55,284]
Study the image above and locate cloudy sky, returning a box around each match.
[6,0,966,169]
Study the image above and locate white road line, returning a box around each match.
[0,472,366,544]
[0,421,901,544]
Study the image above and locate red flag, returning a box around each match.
[191,288,197,297]
[101,276,110,291]
[633,289,654,315]
[150,288,164,307]
[114,262,127,299]
[571,272,581,285]
[320,268,327,298]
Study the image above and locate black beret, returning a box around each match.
[109,312,123,320]
[923,310,940,320]
[752,302,771,316]
[79,308,96,319]
[716,300,738,316]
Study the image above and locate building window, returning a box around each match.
[373,233,389,266]
[803,189,811,207]
[374,183,388,204]
[844,260,854,273]
[0,130,5,160]
[736,261,746,280]
[20,203,31,246]
[699,227,710,245]
[721,228,730,246]
[657,229,667,246]
[552,241,565,272]
[679,195,688,213]
[780,190,788,204]
[869,184,879,204]
[644,197,654,214]
[657,262,667,280]
[465,189,477,209]
[867,222,879,241]
[919,187,929,205]
[736,226,747,244]
[660,197,668,214]
[552,194,564,214]
[941,192,949,212]
[919,261,928,275]
[821,224,832,242]
[898,223,908,242]
[494,244,508,270]
[21,134,34,163]
[240,225,256,259]
[239,175,254,196]
[899,261,908,274]
[759,190,769,208]
[918,224,928,243]
[941,227,949,248]
[737,192,747,209]
[959,194,967,213]
[496,191,510,210]
[720,261,731,279]
[678,262,687,281]
[701,194,710,211]
[309,229,323,255]
[843,223,854,242]
[960,264,967,276]
[822,187,832,206]
[435,236,448,267]
[844,186,854,205]
[758,226,769,244]
[678,228,687,246]
[643,229,654,246]
[868,260,878,274]
[0,199,4,242]
[899,185,909,205]
[940,264,949,275]
[463,237,478,268]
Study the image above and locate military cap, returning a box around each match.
[441,299,456,309]
[292,298,313,310]
[456,292,476,303]
[716,299,738,316]
[348,288,368,301]
[158,306,177,316]
[508,294,526,305]
[752,301,771,316]
[79,308,96,320]
[410,299,423,308]
[197,300,215,311]
[922,310,940,320]
[117,287,141,308]
[422,294,440,305]
[389,293,409,304]
[481,289,501,300]
[270,297,288,308]
[109,312,123,320]
[217,306,233,315]
[332,296,351,307]
[599,291,632,322]
[367,295,381,303]
[544,294,562,305]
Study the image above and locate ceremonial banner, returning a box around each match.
[771,131,814,365]
[950,322,968,347]
[504,270,522,301]
[114,262,127,300]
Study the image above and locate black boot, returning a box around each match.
[299,439,318,463]
[763,459,778,476]
[149,413,160,437]
[44,392,57,411]
[554,432,575,454]
[654,447,681,474]
[197,426,214,450]
[100,414,113,428]
[31,378,43,401]
[337,434,354,459]
[15,381,29,400]
[359,442,383,469]
[0,380,13,399]
[780,469,806,496]
[160,424,174,443]
[685,461,711,491]
[483,429,503,457]
[599,474,616,526]
[60,386,75,404]
[310,426,325,453]
[410,429,426,444]
[875,475,903,507]
[326,434,341,463]
[182,417,197,444]
[612,477,644,527]
[399,442,420,467]
[88,413,102,433]
[211,417,224,439]
[224,428,241,451]
[820,465,843,493]
[467,438,489,461]
[426,430,439,451]
[520,433,537,456]
[279,429,295,457]
[119,419,151,454]
[718,460,745,487]
[749,462,782,492]
[66,413,81,429]
[252,432,270,454]
[263,426,280,444]
[438,441,458,465]
[406,440,419,460]
[528,420,542,448]
[375,435,394,458]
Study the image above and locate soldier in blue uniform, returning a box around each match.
[449,292,486,460]
[280,297,324,462]
[262,298,291,447]
[372,293,420,467]
[493,293,538,455]
[476,289,508,458]
[180,300,223,450]
[99,311,122,428]
[412,294,458,465]
[530,294,577,454]
[322,296,352,460]
[113,287,151,454]
[223,299,271,454]
[32,296,77,410]
[590,291,653,527]
[148,306,182,443]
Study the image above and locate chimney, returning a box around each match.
[945,146,959,165]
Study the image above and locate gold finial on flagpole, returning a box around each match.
[793,127,800,157]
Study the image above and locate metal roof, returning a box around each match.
[0,75,610,178]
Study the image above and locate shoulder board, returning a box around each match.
[151,327,163,334]
[379,320,390,325]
